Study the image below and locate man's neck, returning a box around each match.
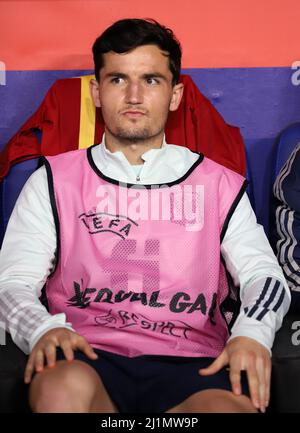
[104,130,164,165]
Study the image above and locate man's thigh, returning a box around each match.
[131,355,250,413]
[35,350,251,413]
[165,389,256,413]
[29,357,118,412]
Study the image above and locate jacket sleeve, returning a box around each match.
[0,166,74,354]
[273,141,300,291]
[221,193,291,353]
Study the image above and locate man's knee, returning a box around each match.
[166,389,257,413]
[196,390,257,413]
[29,359,104,412]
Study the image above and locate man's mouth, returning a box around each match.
[122,110,146,118]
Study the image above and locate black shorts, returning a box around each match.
[56,348,250,413]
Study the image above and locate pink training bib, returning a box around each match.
[44,146,246,358]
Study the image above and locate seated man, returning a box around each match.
[273,140,300,311]
[0,18,290,414]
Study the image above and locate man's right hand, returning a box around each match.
[24,327,98,384]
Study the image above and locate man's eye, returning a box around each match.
[111,77,124,84]
[146,77,159,85]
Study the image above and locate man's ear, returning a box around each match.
[169,83,184,112]
[90,79,101,108]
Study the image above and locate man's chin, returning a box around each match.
[113,129,152,142]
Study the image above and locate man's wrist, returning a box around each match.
[29,315,74,352]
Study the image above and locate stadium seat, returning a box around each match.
[0,158,40,245]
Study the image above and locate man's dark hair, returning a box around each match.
[92,18,182,85]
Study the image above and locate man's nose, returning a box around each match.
[125,82,143,104]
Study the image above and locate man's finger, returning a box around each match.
[60,338,75,361]
[34,349,45,373]
[245,356,260,410]
[255,357,266,413]
[199,351,227,376]
[44,342,57,368]
[24,356,35,384]
[264,361,271,408]
[75,338,98,360]
[228,364,242,396]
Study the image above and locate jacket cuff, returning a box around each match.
[228,315,275,356]
[29,313,74,353]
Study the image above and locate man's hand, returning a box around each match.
[199,336,271,413]
[24,327,98,384]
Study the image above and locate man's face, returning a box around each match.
[91,44,183,142]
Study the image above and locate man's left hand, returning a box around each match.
[199,336,271,413]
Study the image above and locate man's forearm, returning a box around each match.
[0,283,73,354]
